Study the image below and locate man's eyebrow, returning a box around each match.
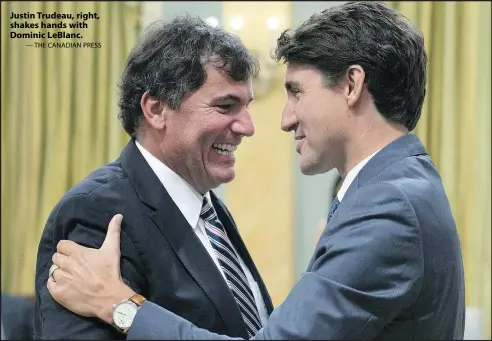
[212,94,254,104]
[212,94,241,102]
[285,81,301,91]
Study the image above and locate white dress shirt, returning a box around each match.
[337,149,381,202]
[135,141,269,325]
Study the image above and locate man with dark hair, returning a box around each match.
[34,16,273,339]
[47,2,465,340]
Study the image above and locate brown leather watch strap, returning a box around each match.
[129,294,147,306]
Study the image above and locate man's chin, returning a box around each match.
[300,165,318,176]
[219,173,235,184]
[209,169,235,188]
[300,160,332,176]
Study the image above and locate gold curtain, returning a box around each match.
[386,2,491,338]
[1,1,141,295]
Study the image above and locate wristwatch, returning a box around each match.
[111,294,147,334]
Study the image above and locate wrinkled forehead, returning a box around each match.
[201,64,254,102]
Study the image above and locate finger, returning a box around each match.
[101,214,123,253]
[47,267,64,293]
[48,263,61,282]
[47,274,56,291]
[52,252,70,270]
[47,276,64,310]
[57,240,79,256]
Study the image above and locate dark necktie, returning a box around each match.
[200,197,262,337]
[328,196,340,222]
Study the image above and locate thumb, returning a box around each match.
[101,214,123,253]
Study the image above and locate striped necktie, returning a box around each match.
[200,197,262,337]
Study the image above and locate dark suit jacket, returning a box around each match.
[1,293,34,340]
[33,139,274,339]
[126,133,466,340]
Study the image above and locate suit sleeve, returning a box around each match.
[34,194,146,340]
[127,183,424,340]
[1,293,34,340]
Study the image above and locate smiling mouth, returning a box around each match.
[212,143,237,156]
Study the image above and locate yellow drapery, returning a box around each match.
[1,1,141,295]
[386,2,491,338]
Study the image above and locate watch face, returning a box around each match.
[113,301,138,329]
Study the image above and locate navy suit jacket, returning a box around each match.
[127,133,466,340]
[1,293,34,340]
[33,139,274,339]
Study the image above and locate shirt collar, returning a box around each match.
[337,149,381,202]
[135,141,210,229]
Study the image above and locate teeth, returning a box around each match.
[213,149,234,156]
[212,143,237,152]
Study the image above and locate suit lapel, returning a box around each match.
[119,138,166,209]
[150,202,249,338]
[120,139,249,338]
[211,192,275,315]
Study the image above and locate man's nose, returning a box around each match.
[232,108,255,137]
[281,104,297,132]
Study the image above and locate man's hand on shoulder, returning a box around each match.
[47,214,137,325]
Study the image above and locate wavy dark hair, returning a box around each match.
[274,1,427,131]
[118,16,259,137]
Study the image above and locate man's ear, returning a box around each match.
[140,91,169,130]
[344,65,366,107]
